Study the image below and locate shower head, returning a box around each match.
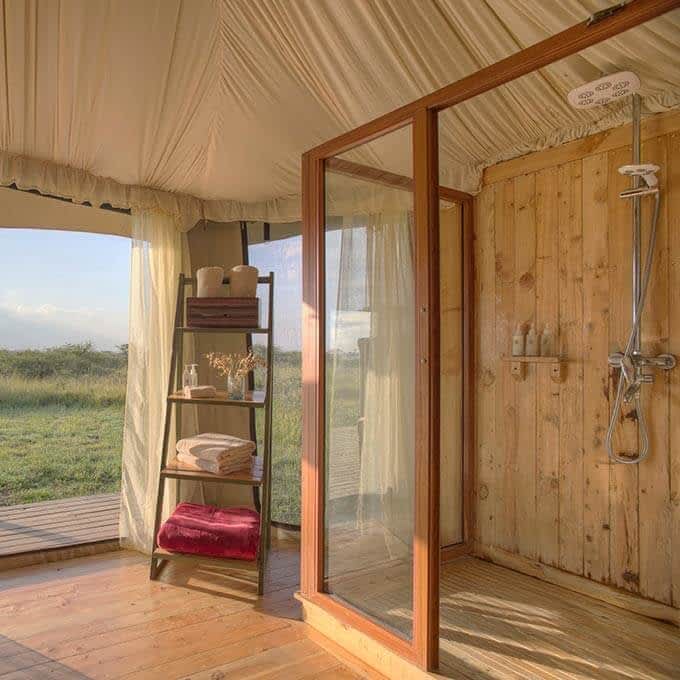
[567,71,640,109]
[618,163,660,198]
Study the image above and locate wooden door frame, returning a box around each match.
[301,112,441,667]
[301,0,679,671]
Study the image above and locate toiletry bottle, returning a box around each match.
[182,364,192,390]
[189,364,199,388]
[525,324,539,356]
[512,324,525,356]
[540,323,553,357]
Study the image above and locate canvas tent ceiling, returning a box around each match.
[0,0,678,222]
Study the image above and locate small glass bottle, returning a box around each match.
[540,324,554,356]
[189,364,199,387]
[512,324,525,356]
[525,324,539,356]
[182,364,192,390]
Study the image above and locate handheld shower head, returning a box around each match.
[618,164,660,198]
[618,163,660,188]
[567,71,640,109]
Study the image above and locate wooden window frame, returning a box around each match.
[300,0,679,671]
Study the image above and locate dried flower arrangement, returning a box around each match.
[205,350,266,380]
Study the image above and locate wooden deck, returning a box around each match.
[0,528,678,679]
[0,538,378,679]
[0,494,120,558]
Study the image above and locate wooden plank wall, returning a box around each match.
[440,202,463,547]
[473,111,680,608]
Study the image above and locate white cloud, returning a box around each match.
[0,293,127,350]
[328,310,370,352]
[8,302,105,319]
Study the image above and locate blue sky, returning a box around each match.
[0,227,345,353]
[249,228,369,353]
[0,229,131,350]
[249,235,303,351]
[0,228,305,353]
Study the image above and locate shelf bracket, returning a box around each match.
[511,361,526,381]
[550,362,564,384]
[506,356,566,384]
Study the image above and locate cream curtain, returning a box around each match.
[119,209,189,553]
[327,204,415,564]
[356,210,415,558]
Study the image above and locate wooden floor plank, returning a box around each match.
[1,539,677,679]
[326,552,679,679]
[0,539,368,680]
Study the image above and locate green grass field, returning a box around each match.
[256,358,302,525]
[0,344,358,526]
[0,344,306,522]
[0,375,126,506]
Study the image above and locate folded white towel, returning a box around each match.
[183,385,217,399]
[176,432,255,462]
[176,451,252,475]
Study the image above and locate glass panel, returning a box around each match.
[324,124,415,639]
[247,222,302,527]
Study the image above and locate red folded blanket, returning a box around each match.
[157,503,260,561]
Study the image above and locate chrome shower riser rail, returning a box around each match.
[604,94,675,465]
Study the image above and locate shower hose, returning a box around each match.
[605,192,660,464]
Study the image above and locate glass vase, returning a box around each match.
[227,374,245,400]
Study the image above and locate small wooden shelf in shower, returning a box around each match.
[501,356,566,383]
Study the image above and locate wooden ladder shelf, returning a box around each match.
[149,272,275,595]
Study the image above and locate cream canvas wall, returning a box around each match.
[0,185,131,236]
[186,220,254,508]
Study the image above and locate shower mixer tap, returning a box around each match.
[608,352,676,372]
[608,352,675,402]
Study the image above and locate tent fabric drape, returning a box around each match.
[355,210,415,557]
[0,150,304,230]
[1,1,678,214]
[119,209,189,554]
[326,202,415,564]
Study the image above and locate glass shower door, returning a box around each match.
[323,124,416,639]
[301,108,440,670]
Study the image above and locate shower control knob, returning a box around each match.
[608,352,624,366]
[656,354,677,370]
